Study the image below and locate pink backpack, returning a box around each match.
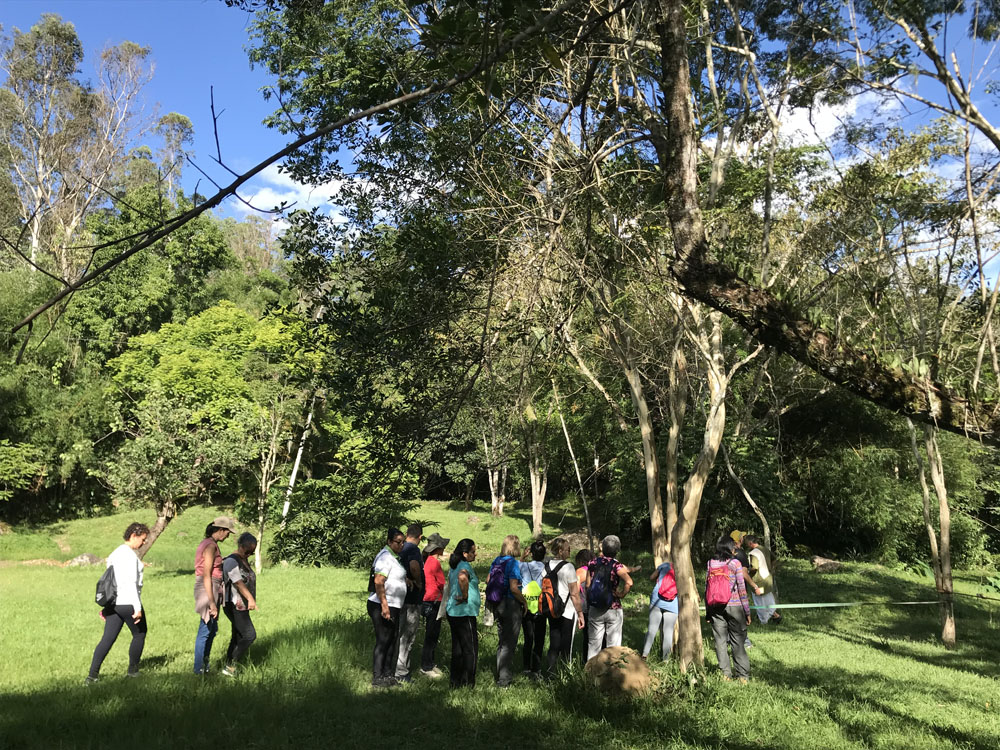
[705,560,735,606]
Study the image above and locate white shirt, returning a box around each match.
[368,547,407,609]
[748,548,770,579]
[106,543,143,610]
[546,559,579,621]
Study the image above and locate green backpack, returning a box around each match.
[523,580,542,614]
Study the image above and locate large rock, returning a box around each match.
[583,646,651,697]
[65,553,103,567]
[811,556,842,573]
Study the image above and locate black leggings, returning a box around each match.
[522,611,547,672]
[547,616,574,674]
[223,604,257,665]
[89,605,147,679]
[447,615,478,688]
[420,601,443,671]
[367,599,400,685]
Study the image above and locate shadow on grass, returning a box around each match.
[0,616,809,750]
[761,662,997,750]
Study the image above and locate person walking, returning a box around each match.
[488,535,527,687]
[419,532,449,679]
[446,538,481,688]
[368,528,407,688]
[544,537,585,676]
[745,535,781,624]
[729,531,763,647]
[395,522,425,683]
[86,522,149,684]
[585,535,632,661]
[519,540,547,679]
[194,516,236,675]
[221,532,258,676]
[641,559,678,662]
[706,537,752,682]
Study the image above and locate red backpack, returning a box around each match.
[705,561,734,606]
[657,567,677,600]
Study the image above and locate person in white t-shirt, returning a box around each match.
[86,522,149,684]
[367,528,407,687]
[544,537,585,676]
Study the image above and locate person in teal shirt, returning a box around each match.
[446,538,480,687]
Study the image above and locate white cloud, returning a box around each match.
[233,162,348,222]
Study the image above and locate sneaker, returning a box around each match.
[395,672,413,684]
[744,638,754,649]
[125,671,140,679]
[84,676,99,686]
[420,667,444,679]
[221,665,237,677]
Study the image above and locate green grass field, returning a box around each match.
[1,502,998,750]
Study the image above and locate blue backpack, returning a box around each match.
[587,559,616,609]
[485,556,510,605]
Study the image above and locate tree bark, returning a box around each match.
[137,498,176,559]
[528,454,547,539]
[924,425,957,648]
[671,312,728,674]
[624,362,668,566]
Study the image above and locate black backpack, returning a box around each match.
[586,559,616,610]
[95,566,117,608]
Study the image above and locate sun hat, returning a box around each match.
[213,515,238,532]
[422,532,450,555]
[730,530,746,544]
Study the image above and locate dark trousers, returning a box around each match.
[420,601,443,671]
[708,604,750,679]
[367,599,401,685]
[447,614,478,688]
[495,598,522,686]
[522,611,547,672]
[223,604,257,665]
[547,616,574,674]
[89,605,147,679]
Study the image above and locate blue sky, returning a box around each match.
[4,0,336,218]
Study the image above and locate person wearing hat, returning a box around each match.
[729,530,763,648]
[193,515,236,674]
[419,531,450,678]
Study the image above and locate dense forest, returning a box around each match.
[3,1,1000,663]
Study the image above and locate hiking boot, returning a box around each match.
[84,676,99,686]
[420,667,444,679]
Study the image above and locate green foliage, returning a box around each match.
[272,419,419,567]
[0,439,42,502]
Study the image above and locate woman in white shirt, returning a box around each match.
[367,528,407,687]
[86,522,149,684]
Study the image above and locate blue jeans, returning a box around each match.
[194,616,219,674]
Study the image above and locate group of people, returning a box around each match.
[367,526,723,689]
[85,515,778,687]
[87,516,259,684]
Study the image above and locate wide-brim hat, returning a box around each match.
[213,515,237,532]
[730,530,746,544]
[423,532,450,555]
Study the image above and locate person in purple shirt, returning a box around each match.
[706,537,751,682]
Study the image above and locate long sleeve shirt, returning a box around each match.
[707,558,750,616]
[106,543,143,610]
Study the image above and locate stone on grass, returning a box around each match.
[811,556,842,573]
[65,553,103,567]
[583,646,651,697]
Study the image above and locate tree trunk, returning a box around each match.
[624,364,668,566]
[528,455,547,539]
[664,340,688,554]
[908,419,944,592]
[279,403,314,531]
[137,498,176,559]
[256,505,266,575]
[924,425,957,648]
[464,479,474,512]
[672,311,728,675]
